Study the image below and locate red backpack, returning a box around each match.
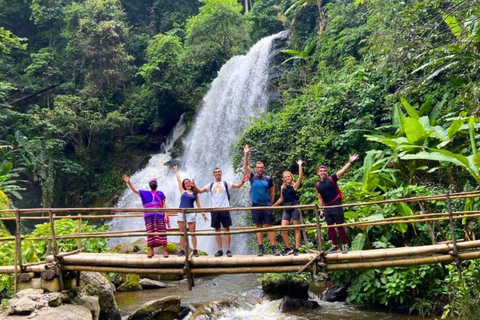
[316,176,343,206]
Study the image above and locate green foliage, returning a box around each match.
[347,265,445,316]
[0,27,26,54]
[442,260,480,319]
[184,0,252,82]
[0,218,107,299]
[30,218,109,255]
[249,0,285,41]
[63,0,134,97]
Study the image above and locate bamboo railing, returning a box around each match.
[1,190,480,293]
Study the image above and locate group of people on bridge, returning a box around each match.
[122,145,359,259]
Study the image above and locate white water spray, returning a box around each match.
[110,31,289,254]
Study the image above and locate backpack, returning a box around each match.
[316,176,343,206]
[210,181,230,202]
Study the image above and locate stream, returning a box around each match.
[114,274,434,320]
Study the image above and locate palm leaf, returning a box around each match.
[404,117,427,145]
[351,233,366,251]
[400,98,419,119]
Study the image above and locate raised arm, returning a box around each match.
[243,144,251,177]
[191,179,208,193]
[336,153,360,179]
[231,174,249,189]
[293,160,303,191]
[172,165,185,193]
[122,175,139,194]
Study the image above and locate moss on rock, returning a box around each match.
[261,273,310,299]
[117,274,142,292]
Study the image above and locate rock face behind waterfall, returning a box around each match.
[111,31,291,255]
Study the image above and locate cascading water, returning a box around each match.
[110,31,289,254]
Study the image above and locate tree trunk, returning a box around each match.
[317,0,327,39]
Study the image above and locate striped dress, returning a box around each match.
[139,190,170,248]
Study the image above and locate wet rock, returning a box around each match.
[1,304,93,320]
[278,296,320,313]
[322,284,348,302]
[139,279,168,289]
[72,295,100,320]
[16,289,44,300]
[177,305,192,320]
[128,295,181,320]
[117,274,142,292]
[189,300,236,319]
[8,297,36,315]
[261,274,309,299]
[79,271,121,320]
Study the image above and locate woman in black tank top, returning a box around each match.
[273,160,303,256]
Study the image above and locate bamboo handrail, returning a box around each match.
[1,190,479,280]
[1,189,478,216]
[2,210,480,243]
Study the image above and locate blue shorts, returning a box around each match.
[252,204,273,224]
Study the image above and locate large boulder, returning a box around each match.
[117,274,142,292]
[128,296,181,320]
[79,272,121,320]
[72,295,100,320]
[8,297,36,315]
[139,279,168,289]
[322,284,348,302]
[1,304,92,320]
[278,296,320,313]
[261,273,309,299]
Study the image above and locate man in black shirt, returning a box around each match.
[316,153,359,254]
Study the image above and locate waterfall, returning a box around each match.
[110,31,289,254]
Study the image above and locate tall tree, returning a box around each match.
[183,0,252,82]
[63,0,134,98]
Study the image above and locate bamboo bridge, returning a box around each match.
[1,191,480,292]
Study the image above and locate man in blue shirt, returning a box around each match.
[243,145,279,256]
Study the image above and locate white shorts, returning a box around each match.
[177,212,196,223]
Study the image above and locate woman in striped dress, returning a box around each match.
[122,175,170,258]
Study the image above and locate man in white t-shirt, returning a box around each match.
[192,168,247,257]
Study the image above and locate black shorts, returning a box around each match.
[211,211,232,229]
[252,204,273,224]
[282,208,301,221]
[324,207,344,225]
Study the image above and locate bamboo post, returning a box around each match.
[314,206,323,252]
[446,193,462,279]
[13,210,21,294]
[182,209,194,290]
[77,214,82,250]
[419,202,437,244]
[49,210,64,290]
[76,213,82,288]
[299,210,310,253]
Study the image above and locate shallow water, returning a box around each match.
[114,274,436,320]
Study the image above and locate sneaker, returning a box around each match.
[257,245,264,257]
[282,247,294,256]
[325,245,339,255]
[178,250,185,257]
[293,248,299,256]
[193,249,199,257]
[214,250,223,257]
[271,245,280,256]
[341,244,349,254]
[226,250,233,257]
